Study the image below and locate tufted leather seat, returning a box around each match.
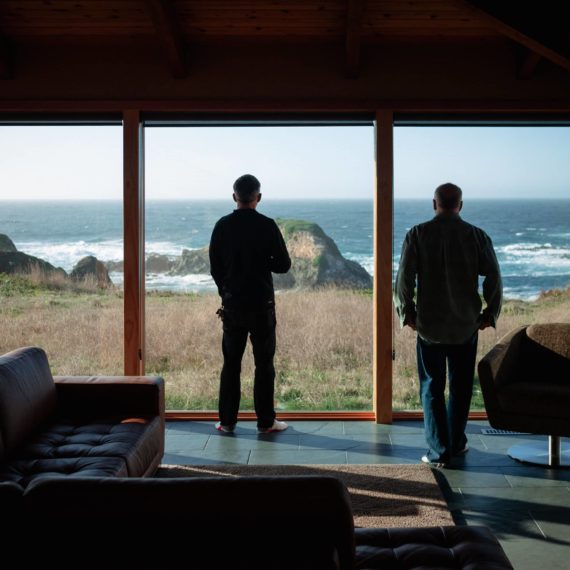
[3,416,164,485]
[355,526,513,569]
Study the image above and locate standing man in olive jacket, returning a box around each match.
[394,183,502,467]
[210,174,291,434]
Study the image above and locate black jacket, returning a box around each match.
[209,209,291,309]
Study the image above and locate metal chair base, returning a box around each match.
[508,437,570,468]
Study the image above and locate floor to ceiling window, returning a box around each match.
[143,120,375,411]
[0,123,124,375]
[393,124,570,411]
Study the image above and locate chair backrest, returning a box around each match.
[0,347,57,456]
[522,324,570,384]
[526,323,570,359]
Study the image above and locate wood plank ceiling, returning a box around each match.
[0,0,568,80]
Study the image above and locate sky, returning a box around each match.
[0,125,569,200]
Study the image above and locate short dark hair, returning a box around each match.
[233,174,261,202]
[434,182,462,210]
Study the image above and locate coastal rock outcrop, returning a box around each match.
[0,234,17,252]
[147,253,176,273]
[274,219,372,290]
[99,219,372,290]
[169,247,210,275]
[0,235,67,280]
[104,259,123,272]
[128,220,371,290]
[70,256,112,287]
[105,253,177,274]
[0,251,67,280]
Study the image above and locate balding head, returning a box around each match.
[433,182,462,213]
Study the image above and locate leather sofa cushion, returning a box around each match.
[0,347,57,454]
[0,456,127,487]
[5,415,162,480]
[355,526,513,569]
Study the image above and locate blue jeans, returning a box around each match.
[416,332,478,462]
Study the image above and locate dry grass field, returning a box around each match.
[1,273,569,411]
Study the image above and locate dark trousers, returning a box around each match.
[416,332,478,462]
[219,305,277,429]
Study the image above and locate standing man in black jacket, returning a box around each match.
[210,174,291,434]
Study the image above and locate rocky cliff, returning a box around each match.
[170,248,210,275]
[0,234,17,252]
[105,219,371,290]
[0,234,111,288]
[274,219,372,290]
[70,255,112,288]
[0,234,67,280]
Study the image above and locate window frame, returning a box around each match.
[2,109,569,423]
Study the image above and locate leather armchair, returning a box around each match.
[478,323,570,467]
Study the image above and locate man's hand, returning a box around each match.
[479,316,492,330]
[404,312,417,331]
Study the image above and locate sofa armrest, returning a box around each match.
[53,375,164,419]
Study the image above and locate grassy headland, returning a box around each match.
[1,272,569,411]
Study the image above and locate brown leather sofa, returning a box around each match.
[0,346,165,486]
[1,347,512,569]
[14,474,513,570]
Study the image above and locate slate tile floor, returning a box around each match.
[164,419,570,569]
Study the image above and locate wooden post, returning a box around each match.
[374,110,394,423]
[123,110,145,376]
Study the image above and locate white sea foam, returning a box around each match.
[145,273,217,292]
[112,272,217,293]
[500,243,570,269]
[17,239,199,271]
[145,241,196,256]
[18,240,124,271]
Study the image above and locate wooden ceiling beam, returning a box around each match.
[144,0,187,79]
[517,47,542,80]
[0,32,14,79]
[456,0,570,73]
[345,0,365,79]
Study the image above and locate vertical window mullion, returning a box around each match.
[374,110,394,423]
[123,109,144,375]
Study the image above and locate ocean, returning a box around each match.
[1,199,569,300]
